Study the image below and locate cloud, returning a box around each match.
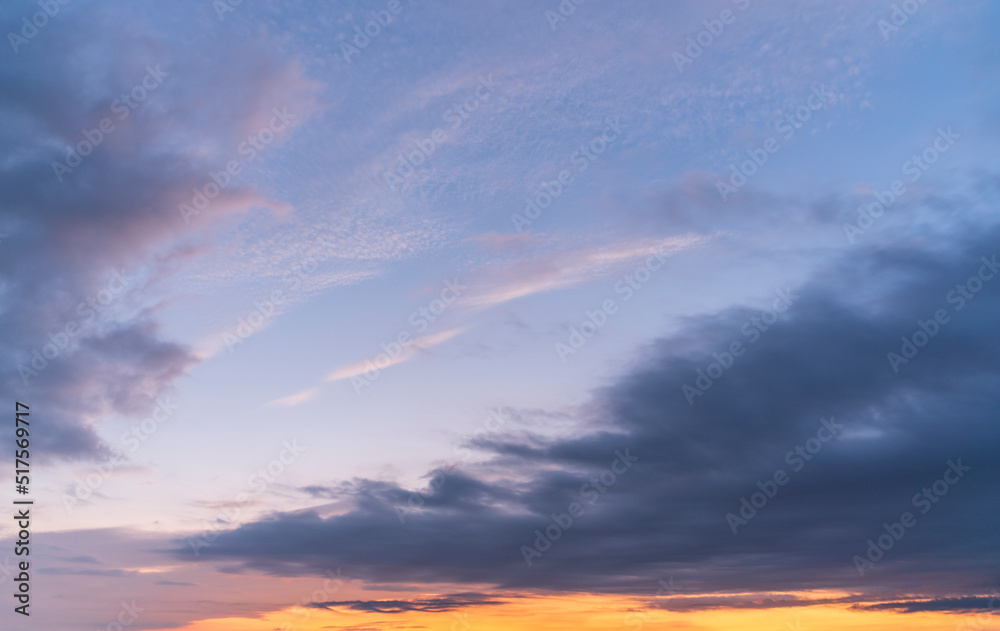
[325,328,466,382]
[851,595,1000,613]
[269,233,707,406]
[175,208,1000,605]
[266,328,466,406]
[463,231,537,252]
[307,592,505,613]
[459,233,712,309]
[37,567,136,577]
[268,386,322,408]
[0,3,321,462]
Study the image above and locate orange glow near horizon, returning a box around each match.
[154,591,990,631]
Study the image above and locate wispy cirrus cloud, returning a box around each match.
[268,328,466,406]
[324,328,466,383]
[268,233,709,404]
[460,233,714,309]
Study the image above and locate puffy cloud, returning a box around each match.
[0,1,320,461]
[177,205,1000,606]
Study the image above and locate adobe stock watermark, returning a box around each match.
[97,599,144,631]
[716,85,833,201]
[384,75,499,191]
[555,246,673,362]
[212,0,244,20]
[511,117,624,233]
[18,268,135,384]
[544,0,586,31]
[955,589,1000,631]
[450,611,473,631]
[877,0,930,41]
[682,288,798,405]
[520,448,638,566]
[7,0,73,54]
[223,232,349,353]
[784,618,809,631]
[624,576,683,630]
[673,0,751,72]
[63,396,181,513]
[844,126,959,243]
[277,568,346,631]
[179,107,297,224]
[852,458,970,575]
[339,0,407,63]
[726,416,842,533]
[395,408,506,524]
[51,65,169,182]
[223,289,286,353]
[349,278,467,394]
[887,254,996,373]
[186,438,307,556]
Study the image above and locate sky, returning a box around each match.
[1,0,999,629]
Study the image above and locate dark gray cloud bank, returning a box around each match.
[179,195,1000,612]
